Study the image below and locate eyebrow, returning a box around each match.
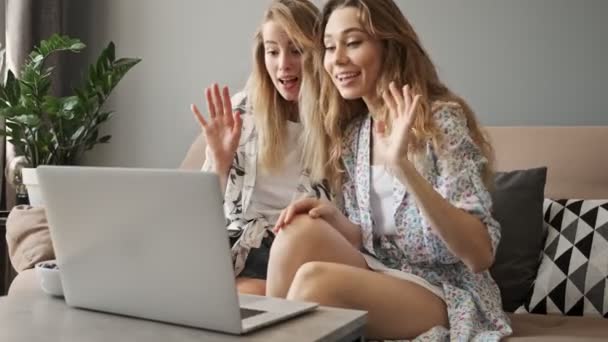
[263,40,297,47]
[324,27,366,39]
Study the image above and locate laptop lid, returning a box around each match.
[37,166,243,334]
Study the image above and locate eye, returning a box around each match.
[291,48,302,55]
[346,41,361,48]
[266,50,279,56]
[324,45,336,52]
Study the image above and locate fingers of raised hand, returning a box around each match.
[402,90,421,132]
[191,104,208,128]
[212,84,225,119]
[205,87,217,120]
[232,111,242,136]
[409,94,422,122]
[402,84,413,111]
[222,86,234,127]
[389,82,405,115]
[382,90,397,118]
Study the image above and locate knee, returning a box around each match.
[236,278,266,295]
[287,261,337,302]
[271,214,333,256]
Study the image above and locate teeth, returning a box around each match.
[337,72,359,82]
[280,77,297,84]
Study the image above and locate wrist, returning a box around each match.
[214,161,231,176]
[387,157,417,181]
[387,155,409,173]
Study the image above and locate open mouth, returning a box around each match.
[336,71,361,83]
[279,76,299,88]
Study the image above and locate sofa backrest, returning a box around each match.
[487,126,608,199]
[180,126,608,199]
[179,133,206,171]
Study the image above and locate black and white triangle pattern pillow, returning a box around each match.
[525,199,608,317]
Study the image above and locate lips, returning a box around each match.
[335,71,361,86]
[279,76,299,90]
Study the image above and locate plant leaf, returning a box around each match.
[42,96,61,114]
[70,126,86,141]
[99,135,111,143]
[13,114,41,126]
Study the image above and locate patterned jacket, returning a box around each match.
[341,101,512,341]
[202,94,331,275]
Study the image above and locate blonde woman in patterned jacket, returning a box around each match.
[267,0,512,340]
[190,0,330,296]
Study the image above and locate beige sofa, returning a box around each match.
[490,126,608,341]
[6,127,608,340]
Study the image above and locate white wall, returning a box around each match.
[63,0,608,168]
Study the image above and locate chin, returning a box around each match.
[278,90,299,102]
[279,93,298,102]
[337,88,364,100]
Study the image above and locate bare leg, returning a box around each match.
[287,261,448,340]
[236,277,266,295]
[266,214,368,297]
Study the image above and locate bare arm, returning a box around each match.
[190,84,242,192]
[391,159,494,273]
[378,83,495,273]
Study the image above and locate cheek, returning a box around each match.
[362,53,381,81]
[265,58,276,78]
[291,56,303,75]
[323,55,332,74]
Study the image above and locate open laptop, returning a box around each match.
[37,165,318,334]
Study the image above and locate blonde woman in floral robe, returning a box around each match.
[266,0,512,340]
[190,0,329,295]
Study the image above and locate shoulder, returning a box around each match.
[229,91,257,142]
[431,101,467,130]
[231,91,248,114]
[429,100,472,148]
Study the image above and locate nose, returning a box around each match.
[333,44,349,65]
[278,51,293,71]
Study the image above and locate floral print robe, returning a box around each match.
[341,102,512,341]
[202,94,331,275]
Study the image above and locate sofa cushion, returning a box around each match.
[490,167,548,312]
[525,199,608,317]
[505,312,608,341]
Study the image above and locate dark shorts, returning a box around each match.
[230,232,274,280]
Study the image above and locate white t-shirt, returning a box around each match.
[249,121,303,225]
[370,165,397,235]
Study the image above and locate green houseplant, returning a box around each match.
[0,34,141,205]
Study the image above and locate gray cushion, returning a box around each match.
[490,167,547,312]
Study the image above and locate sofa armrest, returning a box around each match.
[7,269,39,296]
[6,206,54,272]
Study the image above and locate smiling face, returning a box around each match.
[262,20,303,102]
[323,7,383,102]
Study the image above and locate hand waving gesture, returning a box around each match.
[191,83,243,178]
[375,82,422,168]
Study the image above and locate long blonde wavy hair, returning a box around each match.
[245,0,320,174]
[304,0,495,189]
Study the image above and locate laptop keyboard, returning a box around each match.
[240,308,266,319]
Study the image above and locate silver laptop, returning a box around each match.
[37,165,318,334]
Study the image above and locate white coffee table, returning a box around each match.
[0,287,366,342]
